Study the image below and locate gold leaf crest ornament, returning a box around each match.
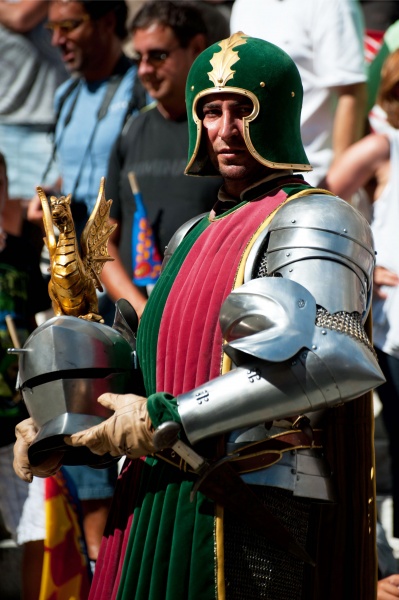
[208,32,248,87]
[38,177,116,323]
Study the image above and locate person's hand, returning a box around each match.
[65,394,155,459]
[378,574,399,599]
[27,184,60,225]
[13,418,64,482]
[374,266,399,299]
[26,192,44,224]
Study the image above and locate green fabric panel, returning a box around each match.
[137,216,210,396]
[280,182,312,197]
[166,481,215,599]
[116,460,216,600]
[147,393,181,428]
[117,461,164,599]
[367,41,389,112]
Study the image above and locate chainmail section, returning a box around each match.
[255,249,268,278]
[315,307,376,357]
[254,247,376,358]
[224,487,311,600]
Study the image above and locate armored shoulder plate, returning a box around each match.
[244,194,376,318]
[162,213,208,271]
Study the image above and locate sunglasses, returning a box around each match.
[45,14,90,34]
[131,45,181,67]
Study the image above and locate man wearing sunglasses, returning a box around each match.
[101,1,223,311]
[28,0,148,314]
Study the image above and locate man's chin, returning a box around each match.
[217,164,249,180]
[142,80,163,98]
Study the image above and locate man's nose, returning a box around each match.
[51,28,66,46]
[137,57,155,78]
[218,110,238,140]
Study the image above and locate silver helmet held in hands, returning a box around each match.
[14,299,142,468]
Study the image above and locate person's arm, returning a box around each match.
[374,266,399,300]
[331,81,367,161]
[0,0,48,33]
[378,575,399,599]
[326,133,390,201]
[101,218,147,319]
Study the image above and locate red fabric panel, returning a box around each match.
[88,459,144,600]
[157,190,288,395]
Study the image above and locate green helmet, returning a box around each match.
[185,32,311,176]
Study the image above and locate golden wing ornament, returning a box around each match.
[37,178,116,323]
[80,177,117,292]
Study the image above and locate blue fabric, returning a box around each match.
[63,464,118,500]
[54,65,137,214]
[0,124,60,199]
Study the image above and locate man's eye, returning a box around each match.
[238,106,252,116]
[203,109,219,118]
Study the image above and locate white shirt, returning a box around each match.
[371,129,399,358]
[230,0,366,186]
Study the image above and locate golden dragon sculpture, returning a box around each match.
[37,177,116,323]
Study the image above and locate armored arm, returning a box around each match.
[177,194,385,444]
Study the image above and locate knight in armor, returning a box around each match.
[13,33,385,599]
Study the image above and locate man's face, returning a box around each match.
[201,93,268,192]
[47,1,113,78]
[133,24,197,107]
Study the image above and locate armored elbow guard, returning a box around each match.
[177,278,385,445]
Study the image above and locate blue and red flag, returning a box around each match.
[129,172,162,287]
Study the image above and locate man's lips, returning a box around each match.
[61,49,75,63]
[141,77,161,89]
[217,148,246,160]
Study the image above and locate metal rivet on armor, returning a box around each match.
[297,299,305,308]
[289,268,293,272]
[301,352,307,359]
[321,330,327,335]
[291,91,295,97]
[190,85,194,91]
[343,228,347,233]
[291,468,297,474]
[260,81,265,87]
[286,252,291,257]
[291,219,296,223]
[312,345,317,350]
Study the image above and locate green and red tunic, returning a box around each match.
[89,177,376,600]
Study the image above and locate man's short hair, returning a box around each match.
[131,1,207,48]
[80,0,128,40]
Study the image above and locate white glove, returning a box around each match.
[13,418,64,482]
[66,393,155,459]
